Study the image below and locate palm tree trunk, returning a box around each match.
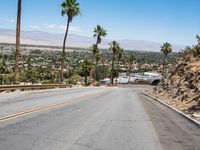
[84,68,87,86]
[96,36,100,45]
[92,38,98,62]
[93,36,101,80]
[90,69,93,84]
[128,64,132,84]
[162,55,166,87]
[116,59,120,85]
[0,75,3,85]
[61,19,70,83]
[14,0,21,84]
[95,60,98,82]
[110,54,115,85]
[93,40,99,80]
[92,53,95,63]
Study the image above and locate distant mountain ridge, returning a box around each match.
[0,28,185,52]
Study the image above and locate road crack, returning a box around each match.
[75,142,102,150]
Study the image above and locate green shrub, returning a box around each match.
[67,74,82,85]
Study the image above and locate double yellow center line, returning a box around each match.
[0,91,107,123]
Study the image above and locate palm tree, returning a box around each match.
[92,25,107,81]
[93,25,107,51]
[196,35,200,43]
[61,0,80,83]
[116,47,124,84]
[161,42,172,76]
[14,0,22,84]
[91,44,98,62]
[128,54,136,84]
[109,41,120,85]
[194,35,200,57]
[123,54,128,74]
[95,52,101,81]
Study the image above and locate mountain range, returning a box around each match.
[0,28,185,52]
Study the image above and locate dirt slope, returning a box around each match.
[148,57,200,115]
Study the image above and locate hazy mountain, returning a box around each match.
[0,28,185,52]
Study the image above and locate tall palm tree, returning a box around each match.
[194,35,200,57]
[93,25,107,51]
[161,42,172,77]
[92,25,107,81]
[128,54,136,84]
[116,47,124,84]
[14,0,22,84]
[91,44,98,62]
[61,0,80,83]
[109,41,120,85]
[196,34,200,43]
[95,52,101,81]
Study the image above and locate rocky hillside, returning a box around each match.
[153,58,200,113]
[148,36,200,116]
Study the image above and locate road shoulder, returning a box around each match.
[143,92,200,127]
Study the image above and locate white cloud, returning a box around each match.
[58,25,82,32]
[58,25,66,30]
[6,19,23,24]
[9,19,15,23]
[46,24,82,33]
[69,26,82,32]
[47,24,56,29]
[29,25,39,29]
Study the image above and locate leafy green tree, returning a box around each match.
[0,59,9,85]
[61,0,80,83]
[109,41,120,85]
[161,42,172,76]
[14,0,22,84]
[24,56,34,83]
[26,56,31,70]
[80,59,93,86]
[29,68,39,84]
[98,65,110,80]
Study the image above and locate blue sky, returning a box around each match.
[0,0,199,46]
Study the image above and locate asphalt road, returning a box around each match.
[0,85,199,150]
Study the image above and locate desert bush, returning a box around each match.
[67,74,82,85]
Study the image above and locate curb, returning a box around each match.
[143,92,200,127]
